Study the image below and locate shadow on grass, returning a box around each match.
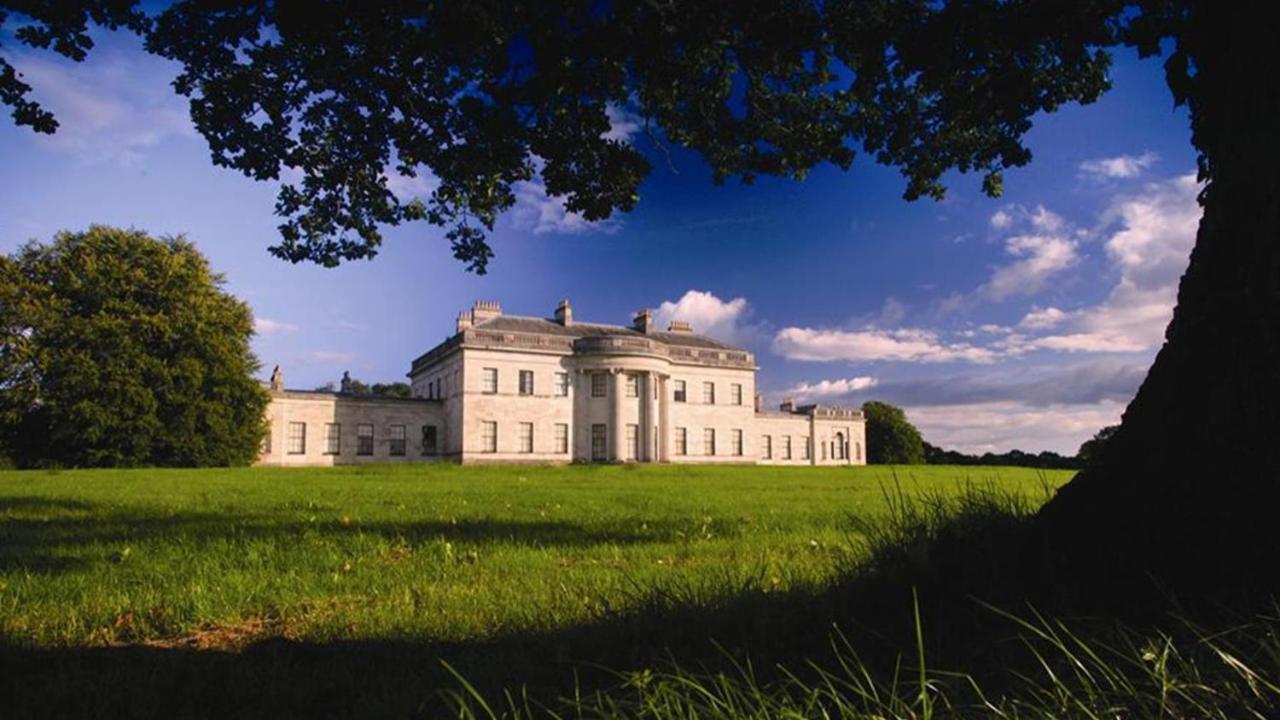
[2,484,1276,718]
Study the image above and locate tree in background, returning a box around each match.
[1076,425,1120,465]
[3,1,1279,587]
[315,377,412,398]
[0,226,267,467]
[861,401,925,465]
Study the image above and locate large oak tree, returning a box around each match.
[2,1,1275,582]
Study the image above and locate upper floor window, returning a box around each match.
[554,372,570,397]
[731,383,743,405]
[481,421,498,453]
[287,422,306,454]
[482,367,498,394]
[519,369,534,396]
[625,374,638,398]
[674,427,687,455]
[519,422,534,453]
[703,428,716,456]
[731,429,743,456]
[324,423,341,455]
[389,425,407,456]
[591,373,607,398]
[422,425,438,456]
[554,423,569,454]
[357,423,374,455]
[673,380,686,403]
[703,382,716,404]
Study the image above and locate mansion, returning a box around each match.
[258,300,866,466]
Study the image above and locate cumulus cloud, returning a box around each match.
[780,376,878,401]
[254,317,299,336]
[5,41,196,166]
[979,233,1079,301]
[654,290,758,344]
[1019,306,1068,330]
[772,326,998,364]
[1079,151,1159,181]
[909,400,1126,455]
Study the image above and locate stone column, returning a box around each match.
[657,373,670,462]
[609,369,626,461]
[638,372,651,462]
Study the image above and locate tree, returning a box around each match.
[862,401,925,465]
[1076,425,1119,465]
[3,2,1278,584]
[0,226,268,467]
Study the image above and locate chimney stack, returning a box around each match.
[780,397,796,414]
[554,298,574,326]
[667,320,693,334]
[456,311,473,334]
[471,300,503,324]
[633,308,655,334]
[754,392,763,412]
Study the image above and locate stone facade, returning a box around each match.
[258,300,865,466]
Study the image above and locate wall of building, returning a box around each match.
[258,392,444,466]
[663,363,757,463]
[754,413,817,465]
[456,347,577,463]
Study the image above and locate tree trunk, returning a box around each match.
[1039,4,1280,592]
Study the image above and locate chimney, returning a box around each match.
[667,320,693,334]
[779,397,796,414]
[633,308,655,334]
[471,300,503,324]
[456,311,473,334]
[554,298,574,326]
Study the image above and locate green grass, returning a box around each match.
[0,463,1066,648]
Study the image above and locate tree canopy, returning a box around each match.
[0,226,268,467]
[861,401,925,465]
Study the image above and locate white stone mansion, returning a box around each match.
[258,300,866,466]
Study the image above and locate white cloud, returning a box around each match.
[603,104,642,143]
[654,290,756,344]
[5,41,196,166]
[990,209,1013,230]
[879,297,907,326]
[780,376,878,402]
[772,326,998,364]
[1079,151,1159,181]
[384,169,440,202]
[254,317,299,336]
[1019,306,1068,330]
[907,400,1126,455]
[979,233,1079,301]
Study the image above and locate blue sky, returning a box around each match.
[0,28,1200,454]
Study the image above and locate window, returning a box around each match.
[703,381,715,404]
[554,423,569,454]
[261,424,272,454]
[855,441,862,462]
[673,380,686,403]
[731,383,743,405]
[782,435,792,460]
[287,422,306,454]
[821,440,828,460]
[703,428,716,456]
[519,370,534,395]
[482,367,498,394]
[626,424,639,459]
[591,424,607,460]
[675,427,687,456]
[835,432,846,460]
[763,435,772,460]
[731,429,743,456]
[591,373,607,397]
[519,422,533,453]
[802,437,811,460]
[435,377,442,399]
[481,421,498,453]
[625,374,638,397]
[357,424,374,455]
[324,423,341,454]
[422,425,438,456]
[389,425,406,456]
[554,372,569,397]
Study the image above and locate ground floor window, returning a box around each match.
[481,421,498,453]
[835,432,846,460]
[762,435,772,459]
[802,437,811,460]
[324,423,341,454]
[389,425,406,456]
[731,429,743,456]
[519,422,534,453]
[626,424,639,459]
[261,424,272,454]
[675,427,687,455]
[357,424,374,455]
[855,441,862,462]
[782,435,792,460]
[591,424,607,460]
[555,423,569,454]
[287,422,306,454]
[422,425,438,455]
[703,428,716,456]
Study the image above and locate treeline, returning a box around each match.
[922,442,1083,470]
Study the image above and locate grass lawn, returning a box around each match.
[0,463,1065,649]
